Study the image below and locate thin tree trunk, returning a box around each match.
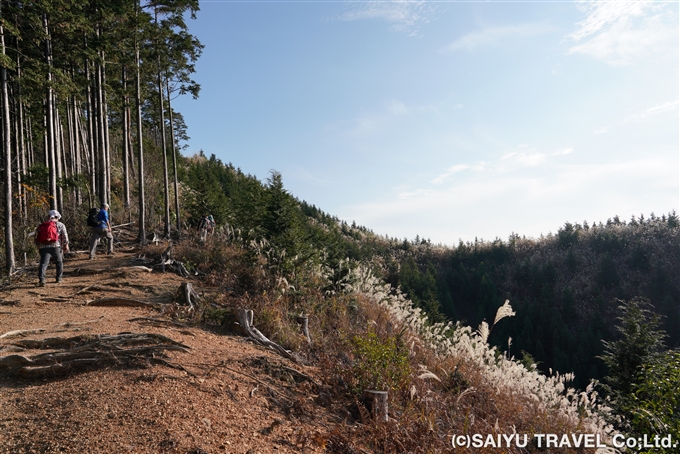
[54,107,64,211]
[166,82,180,233]
[101,50,111,205]
[158,62,170,237]
[122,65,130,208]
[1,5,15,273]
[85,56,96,203]
[96,59,106,205]
[43,14,57,211]
[135,1,147,245]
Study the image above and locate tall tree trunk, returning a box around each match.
[1,5,15,273]
[95,59,106,205]
[158,61,170,237]
[122,66,130,207]
[44,14,57,210]
[166,82,181,233]
[101,51,111,206]
[135,1,146,245]
[54,107,64,211]
[85,56,96,204]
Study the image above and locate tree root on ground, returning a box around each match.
[86,298,159,309]
[0,332,189,379]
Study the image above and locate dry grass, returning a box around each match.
[163,233,613,453]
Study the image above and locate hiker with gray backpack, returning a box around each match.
[35,210,70,286]
[88,203,114,259]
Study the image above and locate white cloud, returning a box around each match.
[431,161,487,185]
[500,150,546,167]
[624,100,679,122]
[567,0,678,65]
[445,23,553,52]
[341,156,677,244]
[593,127,609,135]
[554,148,574,156]
[337,1,434,35]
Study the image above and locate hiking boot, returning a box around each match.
[38,281,46,287]
[56,278,63,284]
[89,256,95,260]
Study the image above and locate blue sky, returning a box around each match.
[174,0,679,245]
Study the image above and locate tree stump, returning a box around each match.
[176,282,200,310]
[363,390,388,422]
[296,315,311,345]
[236,308,298,363]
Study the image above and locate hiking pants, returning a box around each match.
[39,247,63,282]
[89,227,113,257]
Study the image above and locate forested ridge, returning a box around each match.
[181,153,680,390]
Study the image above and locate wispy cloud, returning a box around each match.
[431,162,485,185]
[445,23,553,52]
[337,1,434,36]
[593,127,609,135]
[553,148,573,156]
[567,0,678,66]
[500,150,546,167]
[624,100,679,122]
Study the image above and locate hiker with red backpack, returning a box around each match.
[89,202,114,259]
[35,210,70,287]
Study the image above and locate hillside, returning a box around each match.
[0,249,331,453]
[0,233,615,453]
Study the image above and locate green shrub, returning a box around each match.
[349,331,410,394]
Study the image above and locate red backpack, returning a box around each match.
[36,220,59,244]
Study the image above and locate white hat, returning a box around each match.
[49,210,61,220]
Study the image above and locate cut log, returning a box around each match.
[362,390,389,422]
[236,309,298,364]
[86,298,158,309]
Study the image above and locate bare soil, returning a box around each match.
[0,250,333,454]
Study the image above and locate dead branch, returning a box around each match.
[53,316,105,329]
[0,300,20,306]
[280,364,321,388]
[0,328,46,339]
[86,298,158,309]
[125,266,153,273]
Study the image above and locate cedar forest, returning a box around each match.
[0,0,679,449]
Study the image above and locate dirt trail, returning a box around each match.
[0,250,331,454]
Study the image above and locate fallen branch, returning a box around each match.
[125,266,153,273]
[53,316,105,329]
[86,298,158,309]
[0,300,20,306]
[0,328,46,339]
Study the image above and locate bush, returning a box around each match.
[349,330,410,395]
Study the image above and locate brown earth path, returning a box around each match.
[0,250,332,454]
